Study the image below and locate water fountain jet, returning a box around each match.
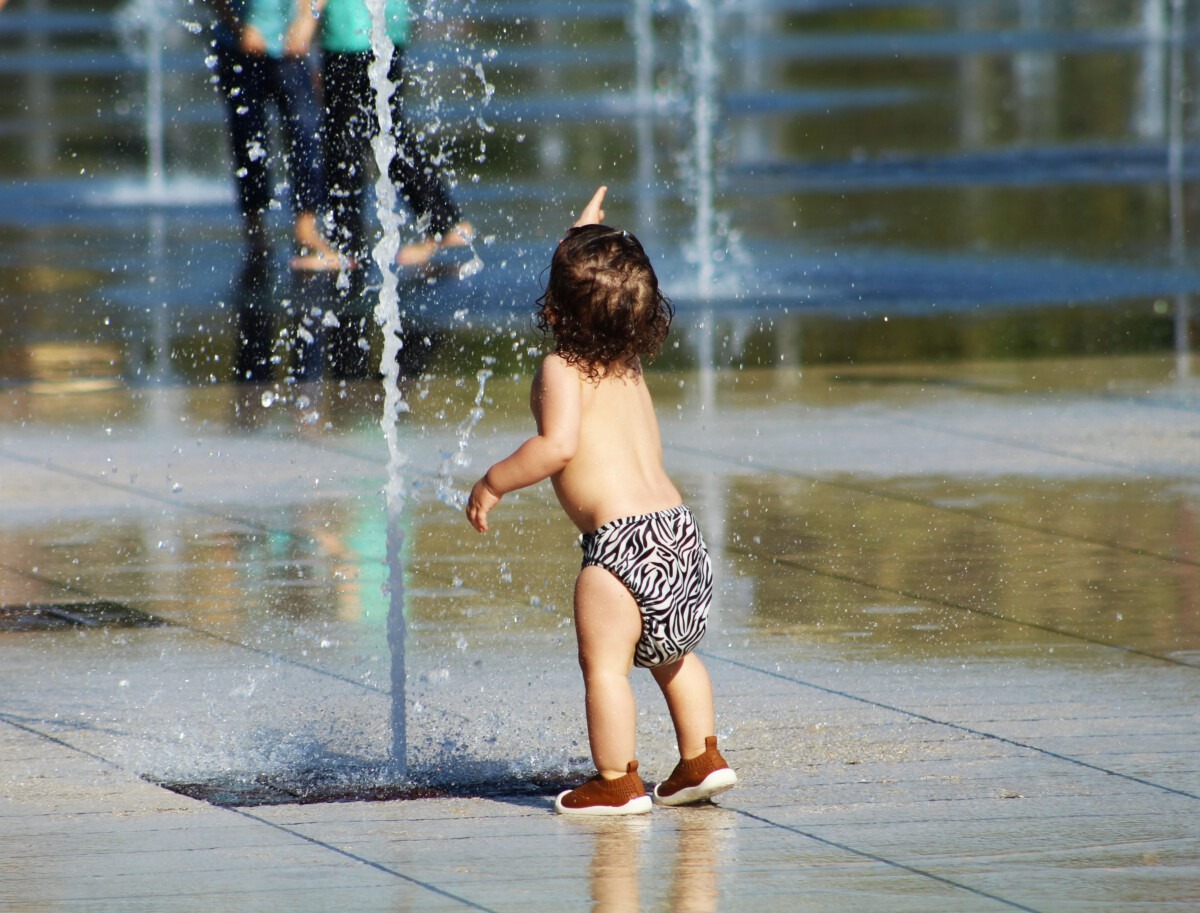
[366,0,409,777]
[687,0,720,302]
[1167,0,1192,378]
[109,0,229,208]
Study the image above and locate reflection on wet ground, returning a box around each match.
[724,472,1200,659]
[3,356,1196,615]
[3,355,1196,685]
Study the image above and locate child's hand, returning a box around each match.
[573,186,607,228]
[466,476,501,533]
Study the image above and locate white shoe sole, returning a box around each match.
[555,791,653,816]
[652,768,738,806]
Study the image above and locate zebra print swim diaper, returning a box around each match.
[580,505,713,668]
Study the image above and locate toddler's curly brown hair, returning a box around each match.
[536,225,674,381]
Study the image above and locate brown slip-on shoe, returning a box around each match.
[653,736,737,806]
[555,760,653,816]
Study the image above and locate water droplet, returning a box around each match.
[458,255,484,279]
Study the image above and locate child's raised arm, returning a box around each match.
[466,355,582,532]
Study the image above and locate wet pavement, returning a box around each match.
[2,354,1198,911]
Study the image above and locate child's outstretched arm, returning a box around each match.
[466,355,581,532]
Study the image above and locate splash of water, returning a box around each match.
[436,366,494,509]
[366,0,409,777]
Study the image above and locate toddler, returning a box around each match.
[466,188,736,815]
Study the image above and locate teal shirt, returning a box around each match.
[214,0,292,57]
[321,0,410,52]
[245,0,292,57]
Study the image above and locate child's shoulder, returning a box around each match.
[538,351,574,374]
[534,352,585,388]
[539,352,635,386]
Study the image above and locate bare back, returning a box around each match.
[541,355,681,533]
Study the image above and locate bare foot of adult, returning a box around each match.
[396,221,475,267]
[395,238,438,267]
[291,212,350,271]
[440,221,474,249]
[290,246,352,271]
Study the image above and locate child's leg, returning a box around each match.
[574,565,642,780]
[650,653,716,761]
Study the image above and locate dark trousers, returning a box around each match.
[214,47,324,228]
[322,48,462,263]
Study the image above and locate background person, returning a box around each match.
[292,0,472,268]
[207,0,340,267]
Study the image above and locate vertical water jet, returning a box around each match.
[631,0,658,230]
[366,0,409,776]
[687,0,719,301]
[1168,0,1191,377]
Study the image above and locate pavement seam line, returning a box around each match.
[701,651,1200,801]
[726,544,1199,669]
[668,443,1200,569]
[730,808,1044,913]
[883,412,1200,480]
[0,559,395,694]
[229,807,502,912]
[0,557,474,727]
[0,712,122,771]
[1,709,497,873]
[2,711,496,913]
[0,444,320,545]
